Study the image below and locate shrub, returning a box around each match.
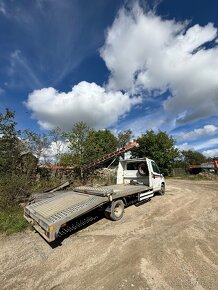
[0,174,32,208]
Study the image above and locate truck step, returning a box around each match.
[138,190,154,201]
[135,198,151,207]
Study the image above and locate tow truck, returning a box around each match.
[24,143,165,243]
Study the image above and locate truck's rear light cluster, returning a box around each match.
[45,231,50,238]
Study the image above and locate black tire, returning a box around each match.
[105,200,124,221]
[159,183,165,195]
[104,211,110,219]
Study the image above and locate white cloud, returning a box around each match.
[9,50,42,88]
[42,140,70,162]
[176,137,218,152]
[114,109,167,137]
[176,143,193,151]
[25,3,218,137]
[0,2,6,15]
[25,81,141,130]
[176,125,218,141]
[100,4,218,124]
[194,138,218,151]
[202,148,218,158]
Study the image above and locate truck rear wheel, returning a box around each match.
[105,200,124,221]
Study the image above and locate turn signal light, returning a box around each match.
[49,225,54,231]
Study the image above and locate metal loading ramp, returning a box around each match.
[26,191,109,226]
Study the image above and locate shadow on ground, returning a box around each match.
[42,196,154,249]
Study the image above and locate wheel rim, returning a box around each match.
[114,203,122,217]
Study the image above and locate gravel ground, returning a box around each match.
[0,178,217,290]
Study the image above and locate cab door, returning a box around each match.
[151,160,162,192]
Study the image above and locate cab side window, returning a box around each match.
[151,161,160,174]
[127,163,138,170]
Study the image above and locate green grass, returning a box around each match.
[0,207,29,235]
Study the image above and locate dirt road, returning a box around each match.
[0,178,218,290]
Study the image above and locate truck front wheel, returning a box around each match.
[105,200,124,221]
[159,183,165,195]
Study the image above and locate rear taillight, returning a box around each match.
[45,231,50,238]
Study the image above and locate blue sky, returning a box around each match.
[0,0,218,157]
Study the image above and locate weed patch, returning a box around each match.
[0,207,29,234]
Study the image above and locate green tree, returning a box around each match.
[59,153,78,166]
[181,150,206,165]
[49,127,64,164]
[0,109,23,173]
[118,129,133,148]
[84,129,118,163]
[23,130,49,162]
[132,130,179,175]
[0,108,17,137]
[63,122,92,166]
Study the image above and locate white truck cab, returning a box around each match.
[117,158,165,195]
